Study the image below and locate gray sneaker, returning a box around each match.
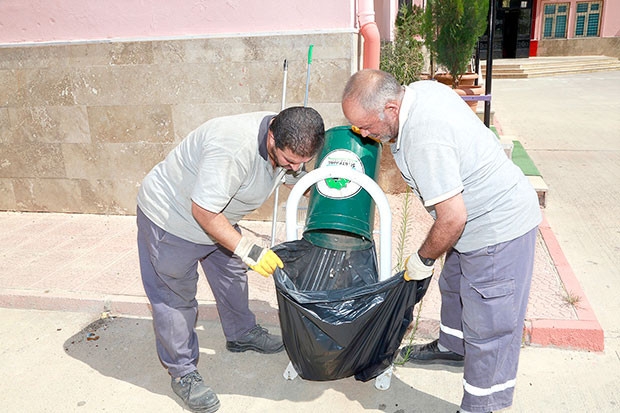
[226,324,284,354]
[171,371,220,413]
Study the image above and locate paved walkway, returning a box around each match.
[0,192,600,351]
[490,70,620,347]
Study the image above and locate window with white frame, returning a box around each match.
[575,1,602,37]
[543,3,570,39]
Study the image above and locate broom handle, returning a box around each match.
[304,45,313,107]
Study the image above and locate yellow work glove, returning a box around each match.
[234,236,284,277]
[404,252,435,281]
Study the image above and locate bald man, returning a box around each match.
[342,70,540,413]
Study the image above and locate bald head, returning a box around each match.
[342,69,403,114]
[341,69,404,143]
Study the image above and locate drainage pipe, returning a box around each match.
[358,0,380,69]
[285,166,392,281]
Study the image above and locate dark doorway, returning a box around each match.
[503,9,520,58]
[479,0,533,60]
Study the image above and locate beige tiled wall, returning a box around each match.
[538,37,620,58]
[0,33,363,216]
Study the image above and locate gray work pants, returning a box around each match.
[137,207,256,378]
[438,227,537,413]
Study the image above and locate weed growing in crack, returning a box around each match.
[563,290,582,308]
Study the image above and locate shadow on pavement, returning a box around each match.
[64,314,458,411]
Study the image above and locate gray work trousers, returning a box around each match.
[438,227,537,413]
[137,207,256,378]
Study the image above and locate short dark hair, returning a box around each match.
[270,106,325,158]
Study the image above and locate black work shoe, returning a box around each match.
[226,324,284,354]
[400,339,464,366]
[171,371,220,413]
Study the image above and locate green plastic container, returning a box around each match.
[303,126,382,250]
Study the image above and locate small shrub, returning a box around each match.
[380,4,425,85]
[423,0,488,87]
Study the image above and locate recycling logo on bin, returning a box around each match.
[316,149,365,199]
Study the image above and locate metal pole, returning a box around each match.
[475,41,481,85]
[270,59,288,247]
[484,0,496,127]
[281,59,288,111]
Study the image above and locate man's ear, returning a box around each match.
[385,100,400,113]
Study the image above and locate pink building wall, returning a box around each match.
[376,0,426,41]
[3,1,618,49]
[534,0,620,40]
[0,0,354,44]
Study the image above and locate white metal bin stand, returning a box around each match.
[282,166,394,390]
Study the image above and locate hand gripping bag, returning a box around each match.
[273,239,431,382]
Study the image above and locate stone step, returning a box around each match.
[484,66,620,77]
[486,56,618,67]
[481,56,620,78]
[529,175,549,209]
[489,61,620,73]
[490,67,620,79]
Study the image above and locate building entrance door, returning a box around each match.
[479,0,533,60]
[503,8,520,58]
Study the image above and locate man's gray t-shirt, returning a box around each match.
[137,112,285,245]
[392,81,541,252]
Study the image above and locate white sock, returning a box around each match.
[437,342,450,352]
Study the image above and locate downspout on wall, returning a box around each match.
[358,0,381,69]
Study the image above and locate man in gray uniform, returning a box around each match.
[137,107,324,413]
[342,70,541,413]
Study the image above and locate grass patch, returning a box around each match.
[511,140,541,176]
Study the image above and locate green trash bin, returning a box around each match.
[303,126,382,251]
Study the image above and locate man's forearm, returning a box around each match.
[418,219,464,260]
[418,194,467,259]
[191,201,241,252]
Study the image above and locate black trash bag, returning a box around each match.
[273,239,431,382]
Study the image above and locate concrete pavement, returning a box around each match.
[1,70,619,411]
[1,306,619,412]
[490,70,620,336]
